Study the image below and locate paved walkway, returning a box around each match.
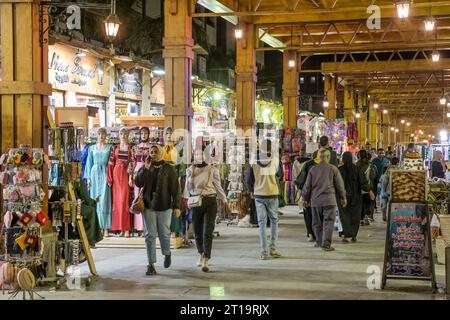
[2,206,447,300]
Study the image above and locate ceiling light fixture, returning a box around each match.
[432,50,440,62]
[323,92,329,108]
[394,0,411,19]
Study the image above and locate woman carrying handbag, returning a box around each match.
[184,147,230,272]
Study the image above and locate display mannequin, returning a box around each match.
[130,127,152,233]
[108,127,132,237]
[85,127,112,237]
[163,127,178,166]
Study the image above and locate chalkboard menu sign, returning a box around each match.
[382,202,437,291]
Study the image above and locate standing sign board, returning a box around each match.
[382,170,437,291]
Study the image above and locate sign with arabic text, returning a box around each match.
[384,203,433,279]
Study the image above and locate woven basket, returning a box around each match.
[436,236,448,265]
[439,215,450,243]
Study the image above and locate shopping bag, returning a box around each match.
[334,210,343,232]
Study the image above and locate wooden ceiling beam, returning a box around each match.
[322,58,450,74]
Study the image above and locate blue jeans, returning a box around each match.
[381,197,388,221]
[255,198,279,255]
[142,209,172,264]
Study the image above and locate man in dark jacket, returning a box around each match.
[135,144,181,276]
[295,157,317,242]
[312,136,339,167]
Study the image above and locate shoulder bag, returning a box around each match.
[131,188,145,214]
[187,166,213,208]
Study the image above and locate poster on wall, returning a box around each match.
[382,202,436,290]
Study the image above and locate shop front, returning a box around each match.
[48,42,109,131]
[113,67,143,125]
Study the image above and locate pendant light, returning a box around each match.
[104,0,121,40]
[424,0,436,31]
[235,18,243,39]
[440,90,447,105]
[432,50,440,62]
[432,28,440,62]
[323,92,329,108]
[287,26,296,70]
[394,0,411,19]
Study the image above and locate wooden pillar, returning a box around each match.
[0,0,51,152]
[163,0,194,131]
[282,51,299,128]
[368,102,378,147]
[235,22,257,133]
[357,92,367,146]
[324,75,336,119]
[344,86,354,123]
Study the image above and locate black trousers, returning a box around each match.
[192,196,217,259]
[303,207,315,239]
[361,194,375,219]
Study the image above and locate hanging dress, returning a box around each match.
[108,145,132,232]
[85,144,112,230]
[130,142,151,231]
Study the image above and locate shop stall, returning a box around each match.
[48,42,109,131]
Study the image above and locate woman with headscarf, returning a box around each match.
[356,150,377,226]
[135,144,181,276]
[338,152,370,243]
[130,127,152,234]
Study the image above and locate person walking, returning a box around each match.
[312,136,339,167]
[245,139,283,260]
[338,152,370,243]
[134,144,181,276]
[302,148,347,251]
[184,147,230,272]
[295,156,317,242]
[431,150,447,179]
[372,148,389,184]
[357,150,377,226]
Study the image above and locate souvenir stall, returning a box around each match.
[47,124,98,284]
[279,128,306,205]
[0,146,47,299]
[297,112,319,156]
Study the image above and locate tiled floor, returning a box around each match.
[2,206,448,300]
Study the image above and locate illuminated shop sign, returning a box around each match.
[48,43,108,97]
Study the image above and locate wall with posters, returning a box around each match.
[48,43,108,98]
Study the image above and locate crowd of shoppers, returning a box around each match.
[129,129,448,275]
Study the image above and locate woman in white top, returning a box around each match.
[184,146,230,272]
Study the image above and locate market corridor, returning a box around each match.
[5,206,445,300]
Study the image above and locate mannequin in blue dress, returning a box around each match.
[85,127,112,237]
